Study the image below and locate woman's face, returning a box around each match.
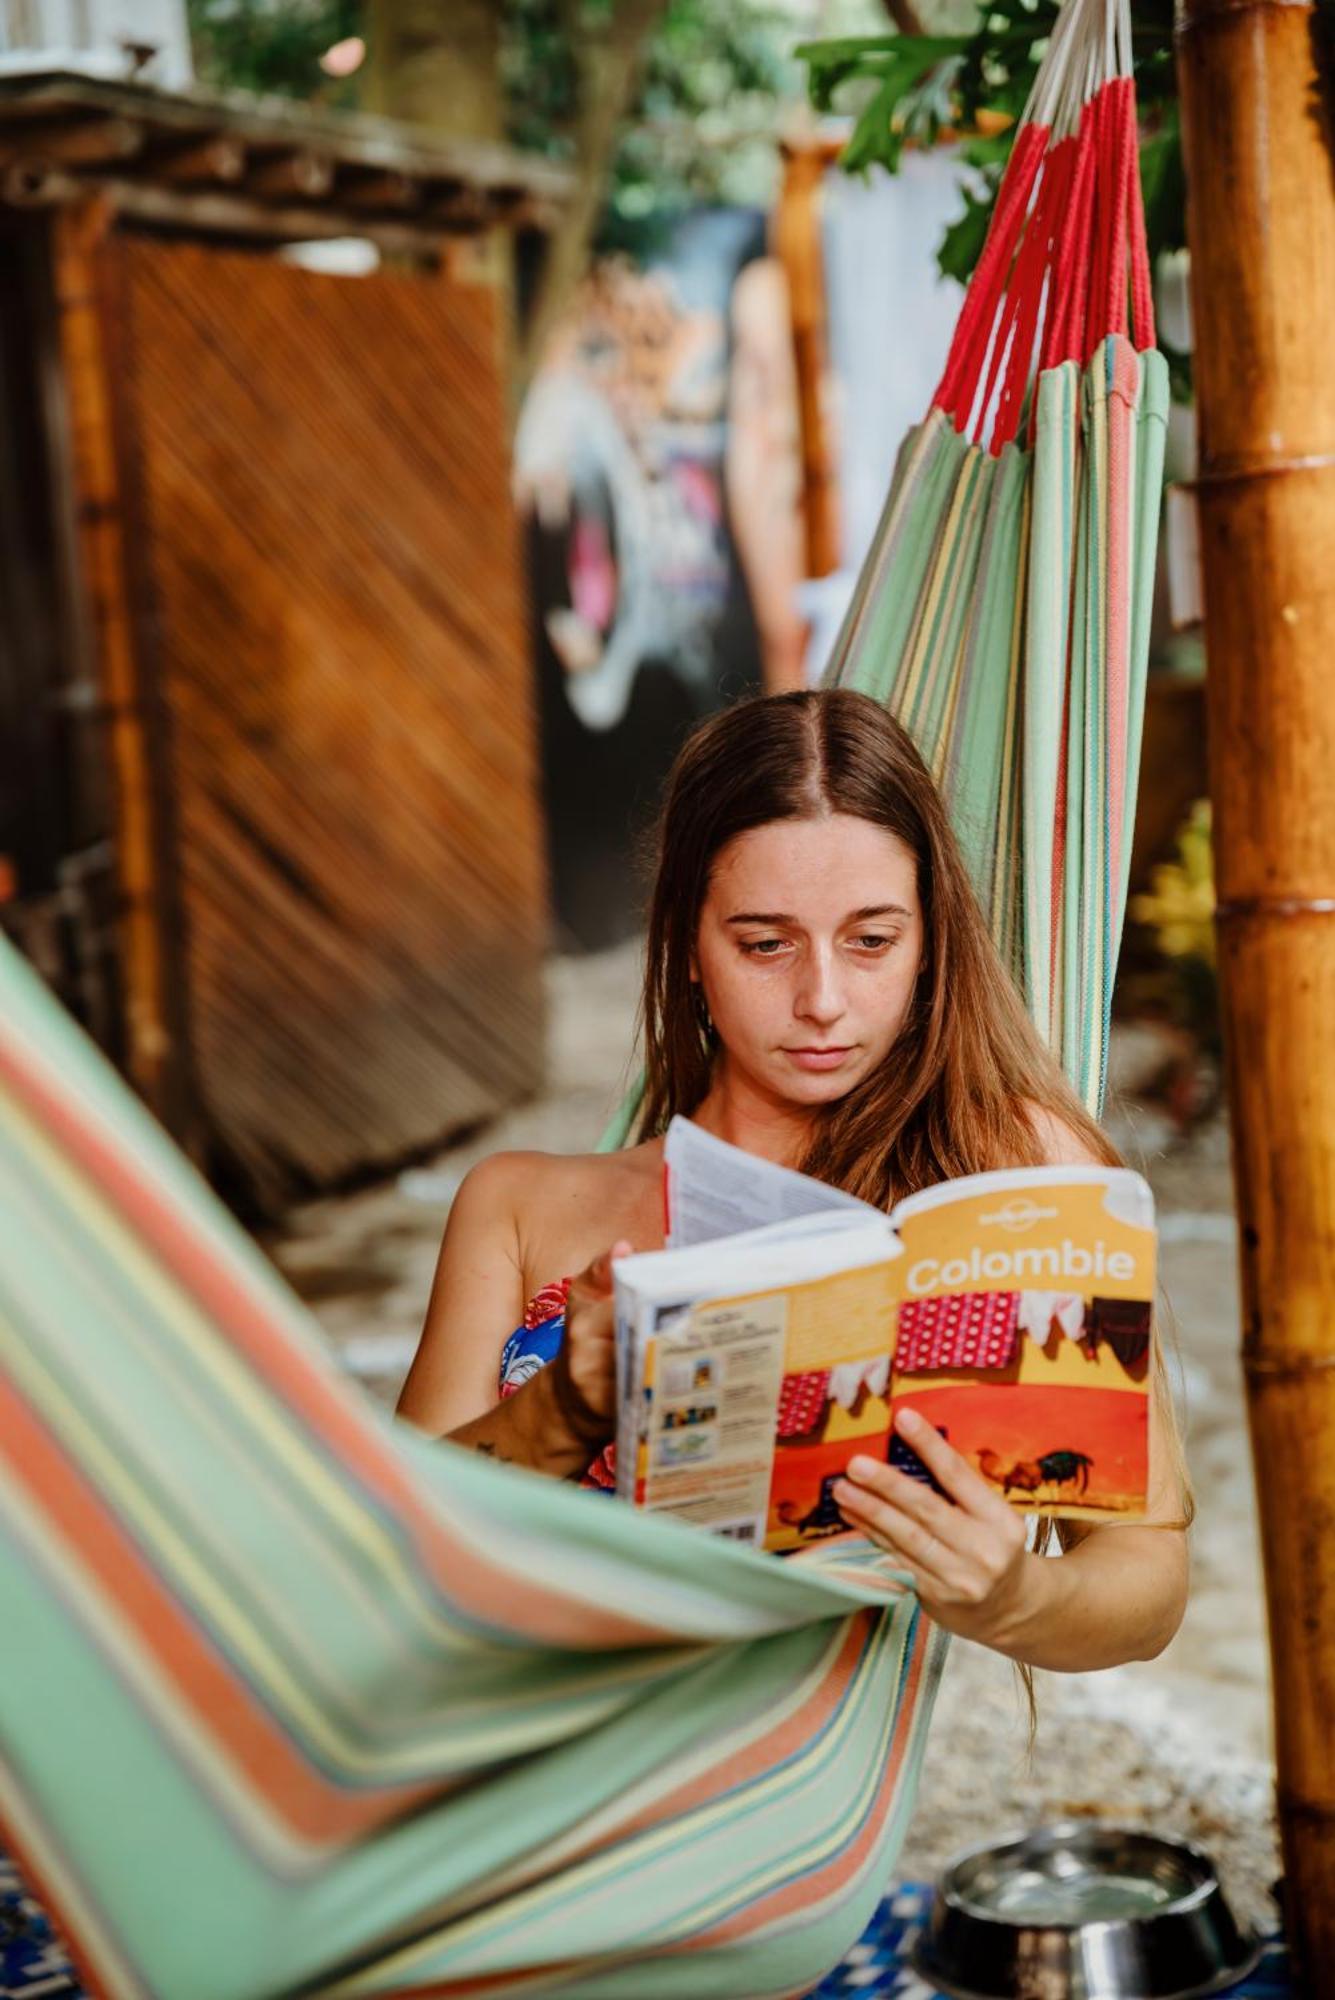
[693,812,924,1111]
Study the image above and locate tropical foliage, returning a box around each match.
[796,0,1182,299]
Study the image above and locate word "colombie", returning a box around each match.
[906,1240,1139,1295]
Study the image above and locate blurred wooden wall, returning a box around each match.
[57,214,548,1207]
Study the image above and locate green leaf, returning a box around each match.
[938,172,1001,286]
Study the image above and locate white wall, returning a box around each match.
[801,148,966,679]
[0,0,192,87]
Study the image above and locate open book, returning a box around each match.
[612,1119,1156,1552]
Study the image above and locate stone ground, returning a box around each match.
[268,942,1278,1940]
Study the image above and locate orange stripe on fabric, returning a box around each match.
[605,1612,874,1842]
[686,1615,930,1948]
[0,1372,436,1847]
[0,1037,677,1652]
[411,1617,927,1998]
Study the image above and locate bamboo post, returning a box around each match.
[1176,2,1335,1984]
[773,139,842,581]
[50,199,187,1133]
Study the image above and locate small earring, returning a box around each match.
[692,984,715,1042]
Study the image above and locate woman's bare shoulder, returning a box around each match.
[449,1139,664,1255]
[458,1138,662,1200]
[454,1139,664,1297]
[1021,1100,1107,1168]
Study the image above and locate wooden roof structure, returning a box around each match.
[0,69,571,253]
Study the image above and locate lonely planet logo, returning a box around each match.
[981,1198,1059,1232]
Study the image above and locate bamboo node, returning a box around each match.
[1215,897,1335,923]
[1275,1791,1335,1829]
[1243,1351,1335,1377]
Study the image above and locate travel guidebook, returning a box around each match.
[612,1120,1157,1552]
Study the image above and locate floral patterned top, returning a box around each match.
[498,1277,617,1490]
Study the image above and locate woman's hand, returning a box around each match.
[543,1240,631,1458]
[832,1407,1038,1651]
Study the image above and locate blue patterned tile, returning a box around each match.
[0,1856,1293,1999]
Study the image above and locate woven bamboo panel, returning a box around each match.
[108,233,547,1203]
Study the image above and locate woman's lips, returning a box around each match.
[783,1046,854,1071]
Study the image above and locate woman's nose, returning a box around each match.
[793,950,846,1026]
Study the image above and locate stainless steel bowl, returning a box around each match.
[911,1822,1261,2000]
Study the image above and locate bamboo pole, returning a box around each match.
[774,140,842,581]
[50,200,184,1131]
[1176,2,1335,1984]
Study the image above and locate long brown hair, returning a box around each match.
[638,686,1112,1199]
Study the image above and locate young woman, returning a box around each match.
[399,689,1191,1674]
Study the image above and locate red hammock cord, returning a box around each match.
[931,70,1156,451]
[934,121,1047,422]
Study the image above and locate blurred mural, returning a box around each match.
[515,206,806,948]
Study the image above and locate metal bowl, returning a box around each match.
[911,1822,1261,2000]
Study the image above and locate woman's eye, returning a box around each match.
[852,934,894,951]
[740,938,787,957]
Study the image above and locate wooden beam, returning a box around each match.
[100,180,451,253]
[0,115,144,168]
[1177,1,1335,1987]
[150,136,247,187]
[426,184,493,233]
[48,199,181,1120]
[0,171,458,254]
[337,168,422,213]
[0,70,572,212]
[245,150,335,202]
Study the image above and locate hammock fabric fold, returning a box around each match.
[1,0,1164,1991]
[0,934,946,1999]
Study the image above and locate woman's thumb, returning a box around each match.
[584,1239,633,1294]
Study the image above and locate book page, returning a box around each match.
[636,1297,790,1545]
[618,1247,901,1552]
[664,1116,875,1249]
[888,1169,1156,1522]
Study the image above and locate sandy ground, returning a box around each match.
[268,942,1279,1939]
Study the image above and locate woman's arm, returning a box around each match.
[836,1398,1188,1671]
[397,1155,619,1479]
[398,1154,528,1434]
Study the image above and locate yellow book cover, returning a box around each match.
[615,1131,1155,1553]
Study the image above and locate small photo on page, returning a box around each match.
[889,1171,1156,1520]
[767,1352,893,1551]
[892,1286,1150,1516]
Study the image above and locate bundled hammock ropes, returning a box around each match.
[0,2,1163,1993]
[825,0,1168,1113]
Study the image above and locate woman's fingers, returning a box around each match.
[840,1453,967,1550]
[572,1239,634,1299]
[831,1479,957,1591]
[556,1242,633,1440]
[889,1408,1015,1520]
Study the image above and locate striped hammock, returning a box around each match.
[0,0,1162,1991]
[0,928,945,1998]
[824,0,1169,1113]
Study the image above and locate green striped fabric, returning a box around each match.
[0,933,947,1998]
[826,337,1168,1114]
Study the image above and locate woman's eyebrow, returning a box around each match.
[725,904,912,926]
